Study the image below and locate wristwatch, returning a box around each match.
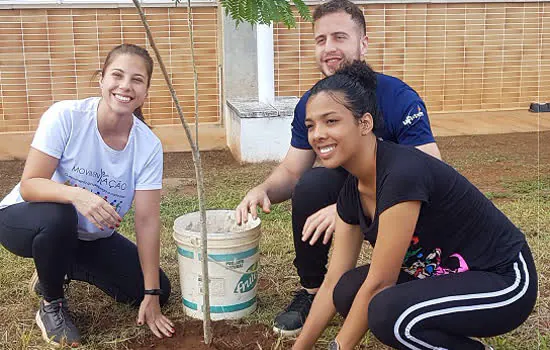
[328,339,340,350]
[144,288,163,296]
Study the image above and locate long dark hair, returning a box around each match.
[310,60,383,131]
[97,44,154,126]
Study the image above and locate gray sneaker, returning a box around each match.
[35,298,81,348]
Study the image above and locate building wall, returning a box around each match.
[274,2,549,113]
[0,6,220,133]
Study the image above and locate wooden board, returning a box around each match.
[431,109,550,136]
[0,7,221,133]
[274,2,549,114]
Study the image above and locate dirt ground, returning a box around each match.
[126,320,277,350]
[0,131,547,349]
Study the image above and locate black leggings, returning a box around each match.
[0,202,170,305]
[292,167,348,288]
[333,244,538,350]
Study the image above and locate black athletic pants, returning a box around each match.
[332,244,537,349]
[292,167,349,289]
[0,202,170,305]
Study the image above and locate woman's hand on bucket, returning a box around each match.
[137,295,175,338]
[236,187,271,224]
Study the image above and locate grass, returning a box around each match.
[0,159,548,349]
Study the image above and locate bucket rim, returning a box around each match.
[172,226,261,244]
[173,209,261,235]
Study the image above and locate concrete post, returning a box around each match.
[222,18,274,102]
[222,14,296,163]
[222,16,259,99]
[257,24,274,104]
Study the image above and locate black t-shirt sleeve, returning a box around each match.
[377,158,432,215]
[337,175,360,225]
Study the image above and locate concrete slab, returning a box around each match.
[431,109,550,137]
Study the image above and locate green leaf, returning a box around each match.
[292,0,312,22]
[260,0,281,24]
[274,0,296,28]
[214,0,311,28]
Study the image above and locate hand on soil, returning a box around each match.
[235,187,271,224]
[137,295,175,338]
[71,187,122,230]
[302,204,337,245]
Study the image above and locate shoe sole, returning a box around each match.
[35,310,63,348]
[28,270,40,296]
[272,325,303,337]
[35,310,80,348]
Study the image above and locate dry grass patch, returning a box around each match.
[0,133,548,349]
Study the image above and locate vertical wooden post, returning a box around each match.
[131,0,212,344]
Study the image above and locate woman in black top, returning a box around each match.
[292,61,537,350]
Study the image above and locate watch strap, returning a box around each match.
[144,288,163,296]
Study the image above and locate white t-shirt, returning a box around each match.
[0,97,163,241]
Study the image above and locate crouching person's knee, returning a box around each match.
[368,289,401,348]
[43,203,78,237]
[333,269,363,318]
[292,167,347,215]
[292,168,323,210]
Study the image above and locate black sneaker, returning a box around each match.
[35,298,81,348]
[273,289,315,336]
[29,270,70,298]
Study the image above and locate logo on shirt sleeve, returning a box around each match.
[402,105,425,126]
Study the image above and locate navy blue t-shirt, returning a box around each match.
[291,73,435,149]
[336,141,526,278]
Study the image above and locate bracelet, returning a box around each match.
[144,289,163,296]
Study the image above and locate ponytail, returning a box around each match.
[133,106,151,128]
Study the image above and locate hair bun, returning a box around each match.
[337,60,377,91]
[308,58,382,132]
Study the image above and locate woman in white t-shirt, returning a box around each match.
[0,44,174,347]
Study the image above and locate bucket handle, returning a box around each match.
[173,233,260,250]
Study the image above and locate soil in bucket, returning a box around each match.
[173,210,262,321]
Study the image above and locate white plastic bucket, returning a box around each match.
[173,209,261,320]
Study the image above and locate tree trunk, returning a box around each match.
[132,0,212,344]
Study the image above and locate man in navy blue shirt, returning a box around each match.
[235,0,441,336]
